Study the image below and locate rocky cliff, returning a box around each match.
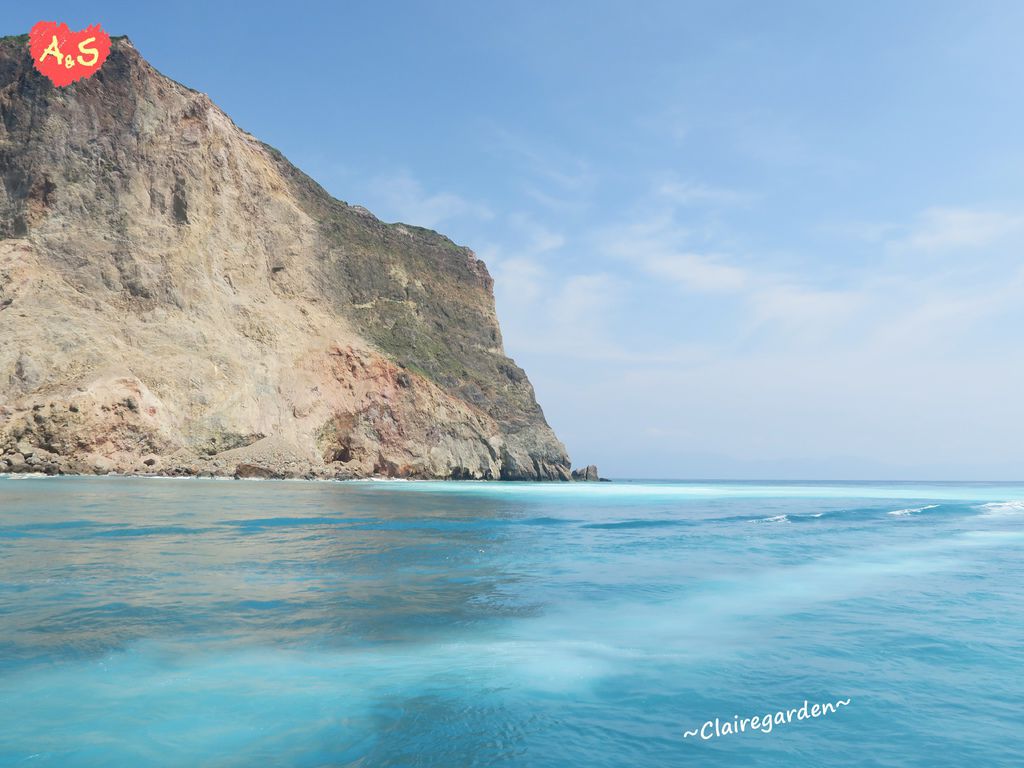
[0,35,572,480]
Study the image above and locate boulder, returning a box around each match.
[234,463,281,480]
[92,456,115,474]
[571,464,600,481]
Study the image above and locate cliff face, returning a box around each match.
[0,36,571,480]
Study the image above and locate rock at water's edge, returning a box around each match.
[572,465,601,481]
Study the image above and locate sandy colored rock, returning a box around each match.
[0,35,570,480]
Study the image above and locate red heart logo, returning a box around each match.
[29,21,111,87]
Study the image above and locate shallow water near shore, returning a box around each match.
[0,477,1022,766]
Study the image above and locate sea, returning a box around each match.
[0,476,1021,767]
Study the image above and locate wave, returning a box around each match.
[977,500,1024,517]
[888,504,939,517]
[581,519,692,530]
[744,503,966,525]
[518,516,577,526]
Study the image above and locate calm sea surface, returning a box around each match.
[0,477,1021,766]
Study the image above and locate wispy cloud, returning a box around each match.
[602,200,861,337]
[482,125,597,213]
[361,163,1024,476]
[490,256,547,304]
[641,252,750,293]
[654,175,749,207]
[365,172,493,229]
[550,274,620,328]
[891,207,1024,252]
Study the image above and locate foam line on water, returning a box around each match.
[888,504,940,517]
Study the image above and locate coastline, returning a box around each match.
[0,467,598,482]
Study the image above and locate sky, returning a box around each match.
[11,1,1024,478]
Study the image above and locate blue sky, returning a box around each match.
[12,2,1024,478]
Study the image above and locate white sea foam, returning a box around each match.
[888,504,939,517]
[978,500,1024,517]
[336,480,1024,505]
[750,514,789,523]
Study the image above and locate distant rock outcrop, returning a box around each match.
[0,35,571,480]
[572,465,601,481]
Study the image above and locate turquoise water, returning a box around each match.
[0,477,1022,766]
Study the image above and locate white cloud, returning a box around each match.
[483,126,597,212]
[893,207,1024,252]
[748,283,864,335]
[482,213,567,306]
[489,128,595,191]
[491,257,547,304]
[474,177,1024,476]
[551,274,620,328]
[602,205,863,336]
[365,172,493,229]
[507,213,566,254]
[655,176,747,206]
[597,196,1024,364]
[643,253,750,293]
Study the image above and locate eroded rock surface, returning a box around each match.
[571,465,601,481]
[0,35,571,480]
